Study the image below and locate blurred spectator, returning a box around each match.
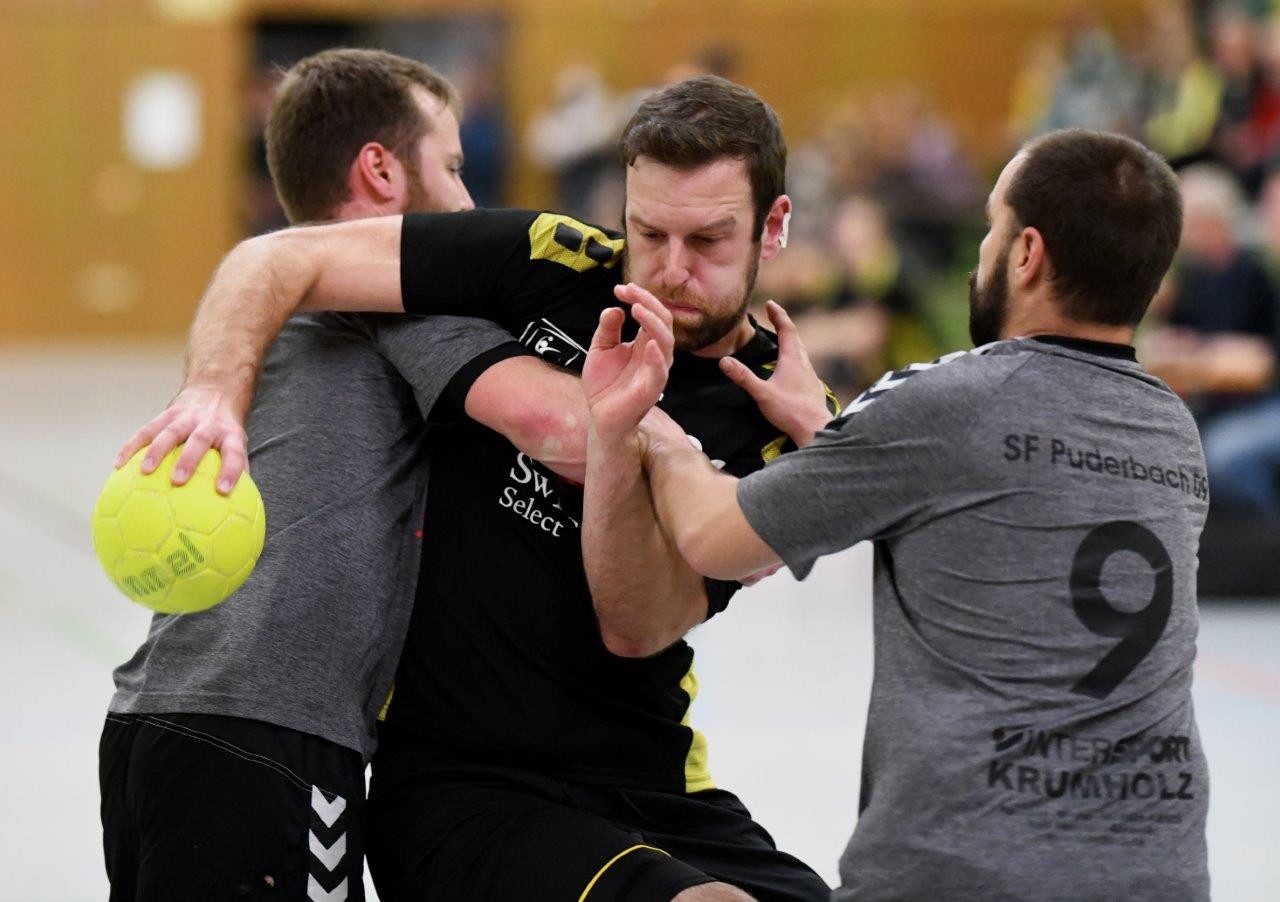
[663,44,741,86]
[526,63,625,219]
[760,196,937,399]
[1207,5,1280,193]
[1041,9,1141,135]
[1140,1,1223,163]
[244,67,289,235]
[1142,164,1280,514]
[1008,36,1067,146]
[455,60,509,208]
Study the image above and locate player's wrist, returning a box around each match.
[587,418,643,456]
[789,403,833,447]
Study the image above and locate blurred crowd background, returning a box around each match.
[5,0,1280,591]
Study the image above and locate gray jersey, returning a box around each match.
[109,313,520,759]
[738,338,1209,901]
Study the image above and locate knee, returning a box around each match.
[673,881,757,901]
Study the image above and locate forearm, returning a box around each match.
[182,232,313,417]
[646,441,780,581]
[466,358,588,483]
[183,216,406,416]
[582,426,707,658]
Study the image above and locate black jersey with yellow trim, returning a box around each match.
[386,208,834,794]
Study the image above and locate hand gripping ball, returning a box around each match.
[91,446,266,614]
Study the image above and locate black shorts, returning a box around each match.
[99,712,366,902]
[366,728,829,902]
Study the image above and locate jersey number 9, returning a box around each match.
[1069,521,1174,700]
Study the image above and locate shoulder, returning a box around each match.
[837,341,1032,423]
[525,211,625,274]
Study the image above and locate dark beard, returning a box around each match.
[968,243,1010,347]
[623,248,759,352]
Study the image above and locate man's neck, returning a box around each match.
[1010,322,1135,346]
[1002,300,1134,347]
[331,197,398,222]
[691,316,756,359]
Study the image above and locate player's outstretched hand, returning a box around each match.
[720,300,833,447]
[113,385,248,494]
[583,283,675,442]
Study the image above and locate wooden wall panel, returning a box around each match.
[1,0,1145,339]
[0,7,242,339]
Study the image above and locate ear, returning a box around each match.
[1012,225,1049,290]
[348,142,399,205]
[759,195,793,262]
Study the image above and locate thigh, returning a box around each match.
[121,713,366,902]
[595,786,831,902]
[100,715,139,902]
[367,762,713,902]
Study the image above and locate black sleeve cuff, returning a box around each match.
[432,341,535,422]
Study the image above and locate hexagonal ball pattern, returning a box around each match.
[211,518,258,576]
[92,517,126,571]
[94,466,133,519]
[92,443,267,614]
[117,492,173,553]
[162,569,229,615]
[170,475,235,535]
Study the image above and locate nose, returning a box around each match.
[660,239,690,288]
[458,182,475,212]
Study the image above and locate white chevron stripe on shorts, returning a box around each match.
[307,874,348,902]
[309,830,347,872]
[310,785,347,828]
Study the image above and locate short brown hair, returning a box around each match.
[619,76,786,236]
[265,48,460,224]
[1006,129,1182,326]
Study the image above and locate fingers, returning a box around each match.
[116,410,178,469]
[589,306,626,353]
[718,355,767,397]
[214,431,248,495]
[141,415,196,476]
[170,427,214,487]
[641,338,669,397]
[615,282,674,330]
[765,299,806,361]
[630,301,675,366]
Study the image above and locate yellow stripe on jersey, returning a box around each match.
[761,433,788,463]
[680,665,716,793]
[528,213,624,272]
[578,844,670,901]
[377,684,394,722]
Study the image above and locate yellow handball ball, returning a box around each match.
[91,446,266,614]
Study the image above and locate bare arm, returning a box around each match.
[584,417,709,656]
[581,284,710,658]
[115,216,406,490]
[641,426,781,582]
[465,357,589,483]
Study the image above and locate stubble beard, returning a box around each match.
[968,241,1011,348]
[623,248,760,352]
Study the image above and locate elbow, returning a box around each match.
[598,621,668,659]
[514,407,586,469]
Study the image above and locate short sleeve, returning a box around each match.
[735,353,1015,579]
[400,209,542,318]
[357,314,522,421]
[400,209,624,330]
